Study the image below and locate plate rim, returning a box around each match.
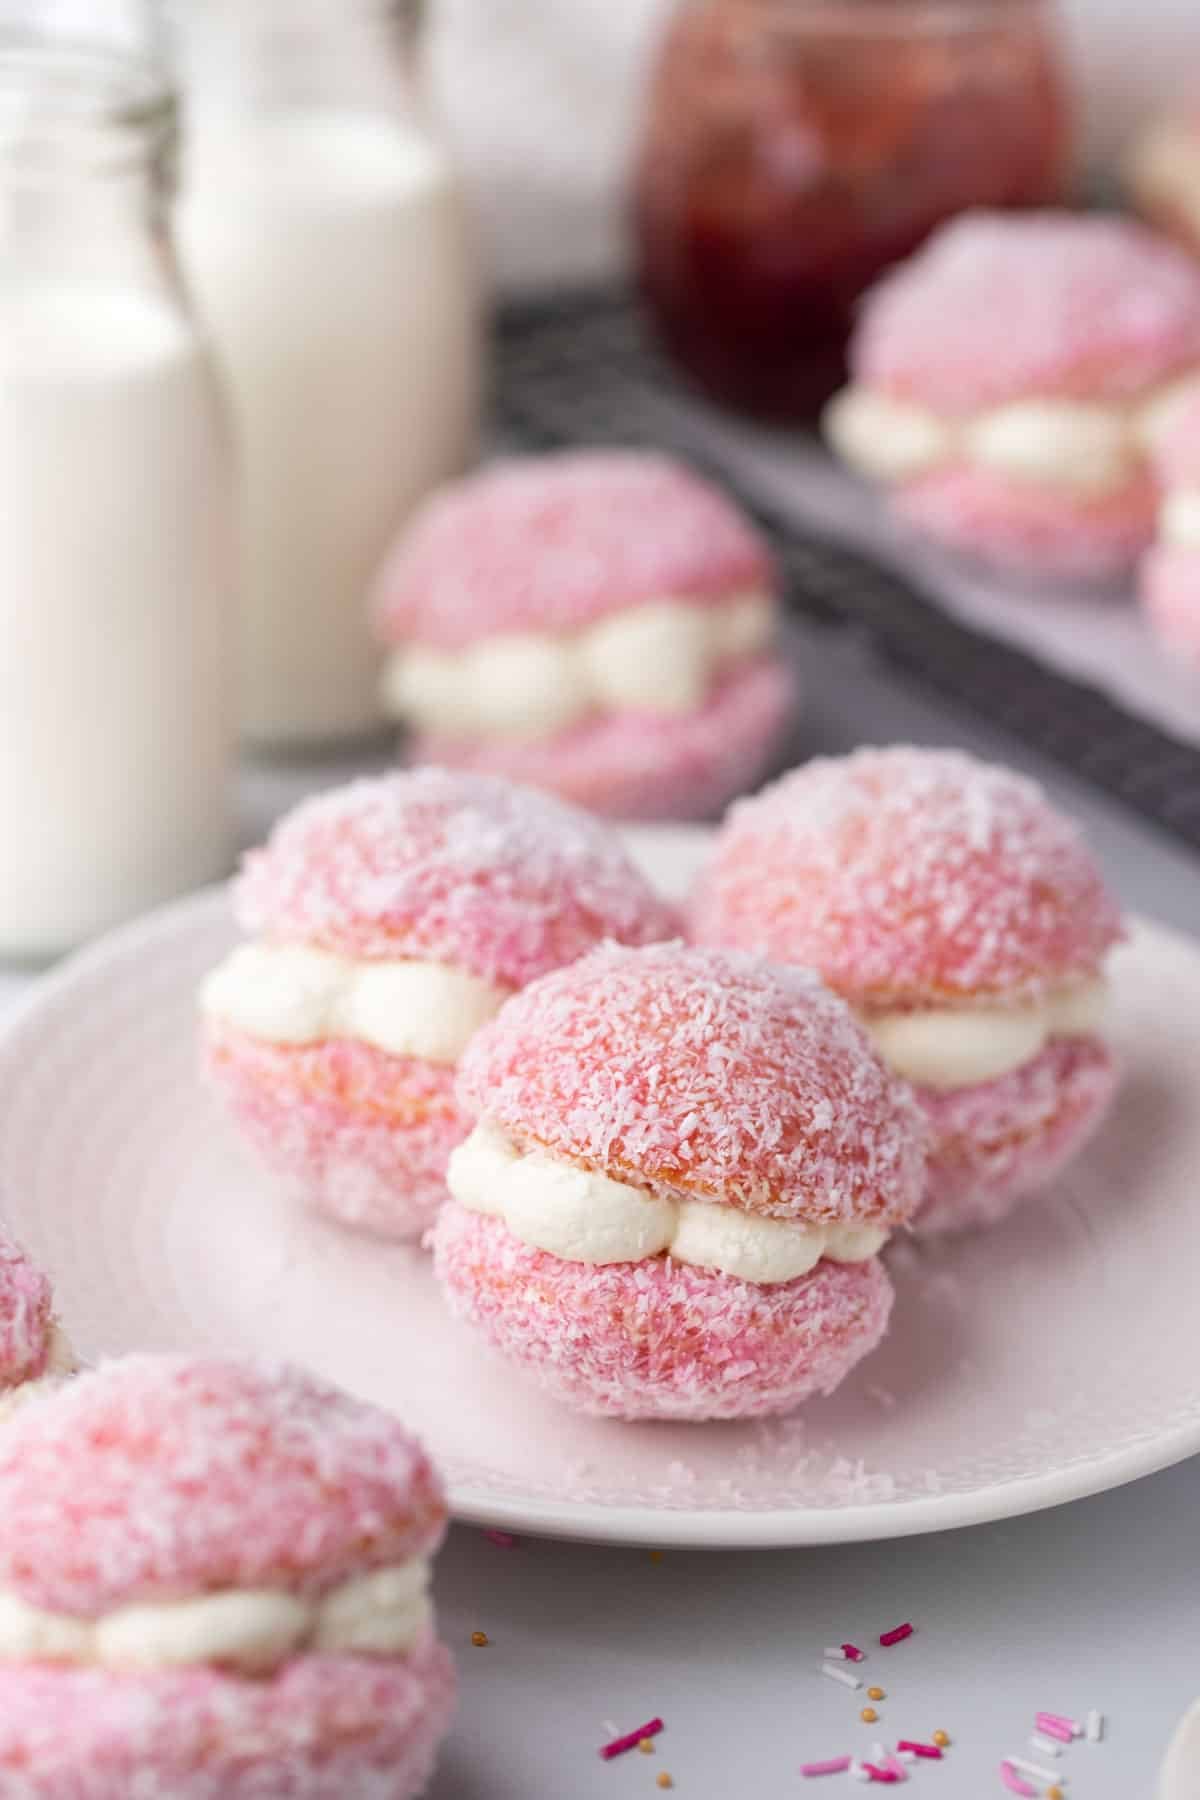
[4,870,1200,1550]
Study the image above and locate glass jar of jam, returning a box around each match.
[632,0,1070,419]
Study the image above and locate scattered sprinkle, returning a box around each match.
[932,1731,951,1749]
[1030,1735,1061,1759]
[879,1623,914,1648]
[656,1774,674,1790]
[483,1529,518,1549]
[897,1742,942,1761]
[638,1739,655,1756]
[850,1762,871,1784]
[649,1550,664,1564]
[843,1643,867,1663]
[879,1751,909,1783]
[999,1762,1037,1797]
[1086,1710,1104,1743]
[822,1662,863,1691]
[824,1646,850,1661]
[862,1765,899,1785]
[1034,1715,1076,1744]
[1006,1754,1063,1785]
[1048,1789,1065,1800]
[867,1687,885,1701]
[470,1631,489,1648]
[801,1757,853,1778]
[600,1718,665,1761]
[861,1708,879,1725]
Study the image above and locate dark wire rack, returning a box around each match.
[492,290,1200,853]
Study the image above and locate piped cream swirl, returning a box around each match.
[856,979,1108,1091]
[382,590,775,741]
[201,943,508,1064]
[824,380,1200,493]
[0,1558,431,1674]
[448,1121,887,1284]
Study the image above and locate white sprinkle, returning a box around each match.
[823,1646,848,1660]
[1030,1735,1062,1759]
[897,1749,917,1763]
[821,1661,862,1690]
[602,1720,619,1738]
[1086,1709,1105,1743]
[1007,1755,1065,1785]
[849,1761,871,1784]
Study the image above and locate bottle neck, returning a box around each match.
[0,41,175,290]
[170,0,418,121]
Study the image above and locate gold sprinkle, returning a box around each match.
[932,1730,951,1748]
[638,1739,655,1755]
[1047,1789,1064,1800]
[649,1550,664,1564]
[656,1776,674,1791]
[470,1631,489,1648]
[867,1686,885,1701]
[860,1707,878,1724]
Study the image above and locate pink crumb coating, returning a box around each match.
[235,766,676,983]
[691,747,1123,1007]
[851,211,1200,413]
[0,1229,55,1388]
[1142,543,1200,661]
[432,1203,893,1420]
[0,1355,447,1616]
[411,656,798,821]
[204,1027,464,1239]
[458,942,927,1230]
[917,1036,1119,1234]
[891,464,1158,581]
[371,449,775,649]
[0,1635,456,1800]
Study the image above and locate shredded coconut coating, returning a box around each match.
[0,1230,55,1389]
[917,1036,1119,1234]
[413,656,797,822]
[371,450,774,649]
[205,1027,464,1241]
[1142,544,1200,661]
[433,1204,892,1421]
[0,1635,455,1800]
[235,767,677,983]
[458,942,927,1228]
[852,212,1200,412]
[892,465,1158,580]
[0,1357,447,1617]
[692,748,1123,1006]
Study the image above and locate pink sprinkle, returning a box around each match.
[483,1529,518,1548]
[880,1753,909,1783]
[1034,1713,1076,1743]
[878,1623,914,1648]
[599,1717,664,1760]
[843,1643,867,1662]
[999,1761,1037,1796]
[897,1742,942,1760]
[862,1766,900,1784]
[801,1757,853,1778]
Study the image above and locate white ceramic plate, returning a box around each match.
[1,826,1198,1548]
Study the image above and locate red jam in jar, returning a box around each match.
[632,0,1070,418]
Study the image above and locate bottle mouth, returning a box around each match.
[0,38,175,176]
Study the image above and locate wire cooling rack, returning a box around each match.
[492,290,1200,852]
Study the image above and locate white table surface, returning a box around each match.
[3,619,1195,1799]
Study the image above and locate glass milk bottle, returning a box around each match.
[172,0,482,750]
[0,41,233,959]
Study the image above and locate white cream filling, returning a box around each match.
[381,590,776,741]
[824,380,1200,493]
[200,943,508,1064]
[1127,117,1200,231]
[0,1558,431,1674]
[1159,486,1200,549]
[447,1121,887,1284]
[857,979,1108,1091]
[0,1328,77,1428]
